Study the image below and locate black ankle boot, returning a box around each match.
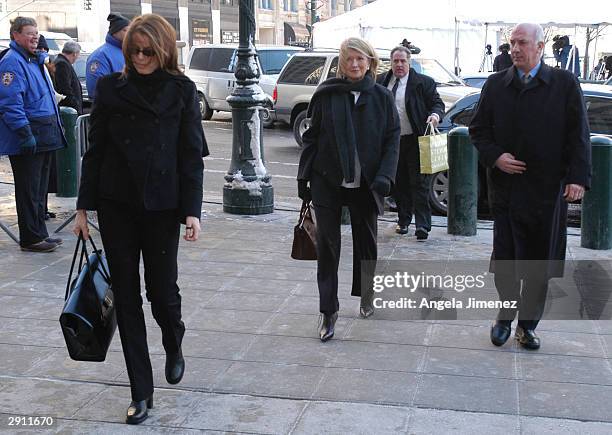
[165,348,185,384]
[126,395,153,425]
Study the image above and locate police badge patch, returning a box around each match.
[1,72,14,86]
[89,61,100,74]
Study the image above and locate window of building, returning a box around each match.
[331,0,337,15]
[259,0,273,9]
[283,0,289,11]
[291,0,298,11]
[344,0,351,11]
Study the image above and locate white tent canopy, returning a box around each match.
[313,0,612,74]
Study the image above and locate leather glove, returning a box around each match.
[371,175,391,196]
[20,135,37,156]
[297,180,312,202]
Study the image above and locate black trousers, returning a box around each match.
[9,151,51,246]
[97,200,185,401]
[394,134,432,231]
[492,206,552,331]
[314,185,378,315]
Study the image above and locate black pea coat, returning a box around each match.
[297,82,400,215]
[77,72,208,221]
[469,63,591,276]
[379,69,445,136]
[53,54,83,114]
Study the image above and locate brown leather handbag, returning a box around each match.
[291,201,317,260]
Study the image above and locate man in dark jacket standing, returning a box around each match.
[493,43,512,72]
[469,23,591,350]
[53,41,83,114]
[379,46,444,240]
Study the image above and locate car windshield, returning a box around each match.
[259,49,300,75]
[45,38,72,52]
[73,54,89,79]
[377,57,464,86]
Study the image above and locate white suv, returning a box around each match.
[185,44,303,125]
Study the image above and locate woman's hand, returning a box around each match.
[184,216,201,241]
[73,209,90,240]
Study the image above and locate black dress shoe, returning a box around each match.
[415,228,429,240]
[45,237,63,245]
[165,348,185,385]
[20,240,58,253]
[126,396,153,425]
[515,326,540,350]
[490,321,511,346]
[359,305,374,318]
[319,312,338,342]
[396,224,409,235]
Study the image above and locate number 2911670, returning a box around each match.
[6,416,55,427]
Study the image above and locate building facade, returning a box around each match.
[0,0,372,49]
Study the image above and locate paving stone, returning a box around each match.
[260,312,352,339]
[205,290,288,313]
[55,418,207,434]
[292,401,409,435]
[414,374,518,415]
[428,323,517,352]
[180,392,306,433]
[213,361,324,398]
[519,380,612,422]
[519,352,612,385]
[425,347,516,379]
[0,317,65,347]
[241,334,336,366]
[186,307,273,334]
[0,378,106,417]
[520,415,612,434]
[313,367,417,405]
[330,340,426,372]
[0,344,57,376]
[408,408,519,434]
[220,276,301,296]
[344,319,431,346]
[0,294,64,321]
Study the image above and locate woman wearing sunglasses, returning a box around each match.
[73,14,208,425]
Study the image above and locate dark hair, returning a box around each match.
[10,17,37,40]
[390,45,411,60]
[122,14,181,76]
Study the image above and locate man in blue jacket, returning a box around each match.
[86,13,130,99]
[0,17,67,252]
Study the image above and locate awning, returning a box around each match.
[284,22,310,46]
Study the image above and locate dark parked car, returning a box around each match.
[431,82,612,215]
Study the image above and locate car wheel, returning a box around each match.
[198,93,213,120]
[261,108,274,129]
[293,110,311,147]
[429,170,448,214]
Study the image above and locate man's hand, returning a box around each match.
[564,184,585,202]
[184,216,201,241]
[20,135,37,156]
[371,175,391,196]
[494,153,527,174]
[426,114,440,129]
[297,180,311,202]
[73,209,89,240]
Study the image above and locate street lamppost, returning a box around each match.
[223,0,274,215]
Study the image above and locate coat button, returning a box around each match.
[146,146,152,152]
[161,169,167,175]
[154,118,160,124]
[160,143,166,150]
[130,115,136,121]
[124,139,131,144]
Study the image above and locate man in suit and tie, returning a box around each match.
[379,46,444,240]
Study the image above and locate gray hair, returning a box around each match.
[514,23,545,44]
[62,41,81,54]
[390,45,411,59]
[10,17,37,39]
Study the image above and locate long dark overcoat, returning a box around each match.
[469,63,591,276]
[77,72,208,221]
[297,82,400,215]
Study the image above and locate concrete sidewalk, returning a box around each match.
[1,183,612,433]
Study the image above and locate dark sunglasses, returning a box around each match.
[130,47,155,57]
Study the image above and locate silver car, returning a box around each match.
[272,50,480,146]
[185,44,303,126]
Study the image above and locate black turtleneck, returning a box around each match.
[128,68,172,105]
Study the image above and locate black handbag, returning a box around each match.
[291,201,317,260]
[60,235,116,362]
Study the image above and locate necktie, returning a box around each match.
[391,78,400,97]
[522,74,531,85]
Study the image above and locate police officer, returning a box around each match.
[86,13,130,99]
[0,17,67,252]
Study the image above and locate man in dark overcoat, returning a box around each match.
[53,41,83,114]
[379,46,444,240]
[469,23,591,350]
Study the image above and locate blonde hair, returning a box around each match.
[122,14,181,76]
[337,37,379,80]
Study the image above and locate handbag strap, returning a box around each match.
[87,237,111,282]
[64,234,83,301]
[298,201,312,227]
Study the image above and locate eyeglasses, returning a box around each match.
[130,47,155,57]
